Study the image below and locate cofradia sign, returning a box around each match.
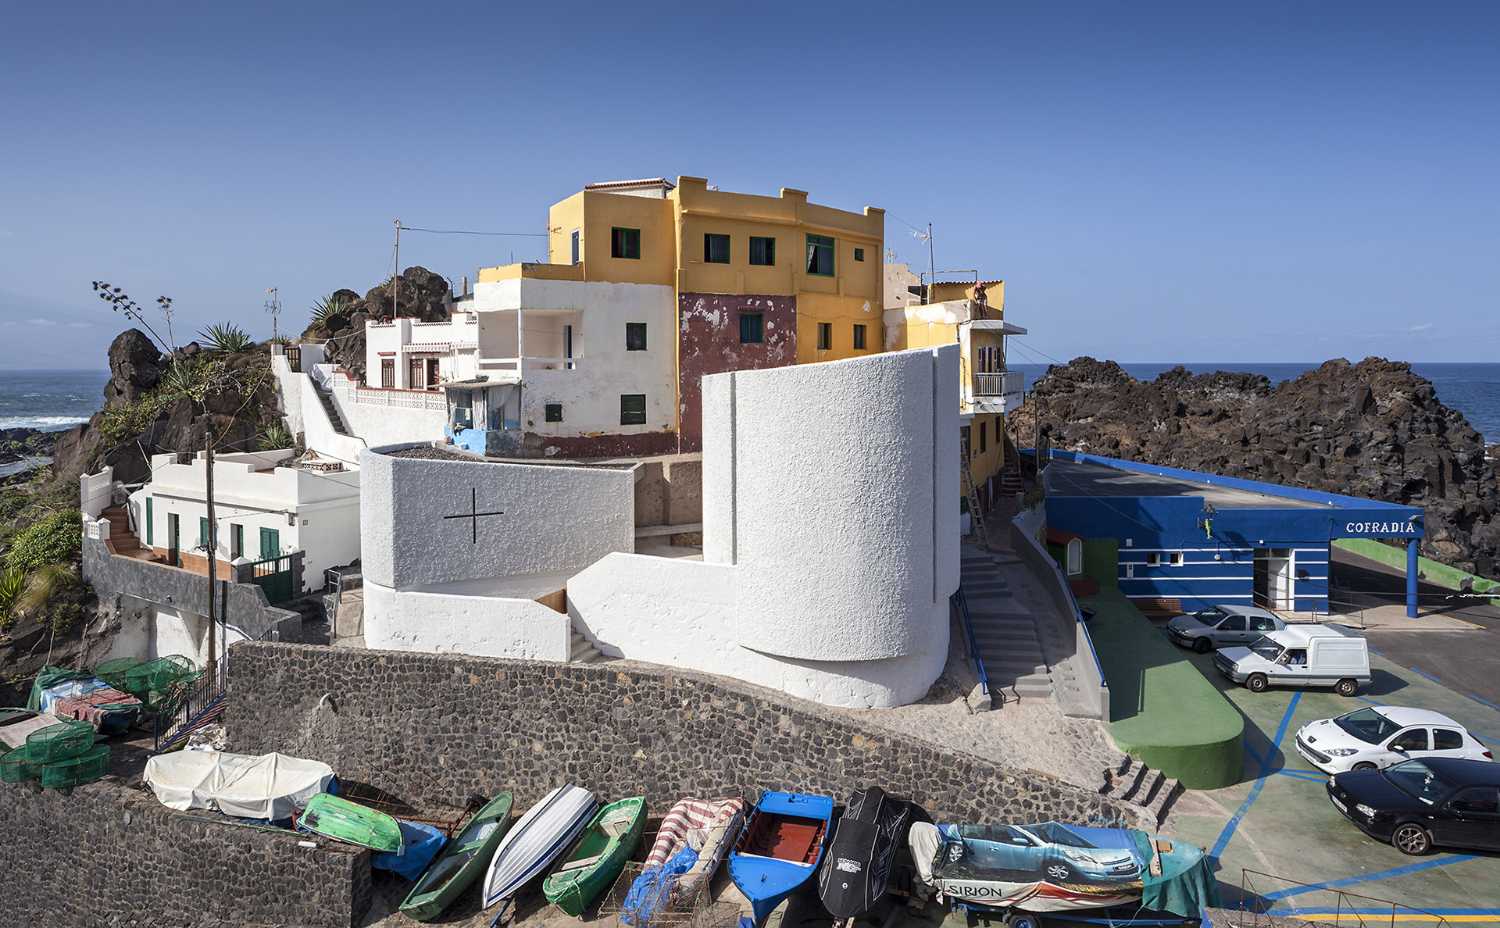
[1341,520,1420,537]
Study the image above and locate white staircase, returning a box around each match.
[960,545,1055,700]
[569,627,604,664]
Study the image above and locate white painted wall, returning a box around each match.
[294,371,367,464]
[93,604,249,670]
[469,279,677,439]
[271,354,305,437]
[359,446,635,590]
[361,581,569,661]
[129,449,362,586]
[80,466,113,518]
[570,345,962,708]
[328,374,448,448]
[364,315,480,388]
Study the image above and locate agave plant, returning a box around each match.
[309,293,352,328]
[199,322,254,353]
[259,422,293,451]
[0,567,25,627]
[16,564,73,616]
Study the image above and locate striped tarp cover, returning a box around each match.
[643,797,745,870]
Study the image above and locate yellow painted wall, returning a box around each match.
[579,191,676,285]
[967,412,1005,488]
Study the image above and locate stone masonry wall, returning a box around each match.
[229,643,1137,828]
[0,775,368,928]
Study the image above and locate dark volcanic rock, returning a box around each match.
[303,267,452,381]
[102,328,162,408]
[1010,357,1500,578]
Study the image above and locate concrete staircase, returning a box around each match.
[315,386,352,436]
[100,506,142,555]
[960,545,1055,700]
[1100,754,1184,828]
[570,628,604,664]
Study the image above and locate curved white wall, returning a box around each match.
[362,580,569,661]
[570,345,961,709]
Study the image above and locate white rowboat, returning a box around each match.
[482,784,597,915]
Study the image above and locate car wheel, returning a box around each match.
[1392,823,1432,856]
[1335,678,1358,697]
[1010,915,1040,928]
[1352,762,1377,772]
[1193,637,1213,654]
[1247,673,1269,693]
[1044,863,1073,882]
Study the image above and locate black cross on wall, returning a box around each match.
[443,487,505,543]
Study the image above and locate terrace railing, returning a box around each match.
[950,588,991,703]
[1234,868,1452,928]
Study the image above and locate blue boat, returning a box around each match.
[728,791,834,926]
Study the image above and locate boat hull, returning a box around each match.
[297,793,403,853]
[543,796,647,916]
[400,792,515,923]
[482,784,597,910]
[729,791,834,927]
[818,787,922,919]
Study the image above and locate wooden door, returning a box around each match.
[380,358,394,388]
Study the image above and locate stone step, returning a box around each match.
[980,658,1049,676]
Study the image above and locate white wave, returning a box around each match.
[0,416,89,431]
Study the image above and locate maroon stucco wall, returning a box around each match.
[677,293,797,451]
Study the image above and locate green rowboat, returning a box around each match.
[399,792,515,922]
[543,796,646,917]
[296,793,403,853]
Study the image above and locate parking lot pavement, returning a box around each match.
[1160,645,1500,922]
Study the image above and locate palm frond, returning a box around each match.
[309,293,352,327]
[199,322,254,353]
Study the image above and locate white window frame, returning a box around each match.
[1065,538,1083,577]
[1171,551,1185,567]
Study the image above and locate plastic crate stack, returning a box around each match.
[0,719,109,790]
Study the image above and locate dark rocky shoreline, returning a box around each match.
[1009,357,1499,578]
[0,427,56,467]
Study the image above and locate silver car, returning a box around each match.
[1167,604,1284,653]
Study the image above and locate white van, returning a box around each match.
[1213,625,1371,696]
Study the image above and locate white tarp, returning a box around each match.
[143,750,335,821]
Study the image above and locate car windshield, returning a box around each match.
[1248,636,1283,660]
[1383,760,1455,805]
[1334,708,1400,745]
[1027,822,1095,849]
[1193,608,1225,626]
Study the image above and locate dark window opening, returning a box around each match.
[611,227,641,260]
[817,322,832,350]
[854,246,865,262]
[620,394,647,425]
[570,229,580,265]
[545,403,563,423]
[704,233,730,264]
[749,236,776,266]
[739,312,764,344]
[979,421,987,452]
[852,323,867,350]
[806,234,835,276]
[230,523,243,559]
[626,322,648,351]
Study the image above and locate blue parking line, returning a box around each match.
[1263,854,1477,901]
[1210,692,1302,861]
[1272,769,1327,782]
[1242,741,1266,768]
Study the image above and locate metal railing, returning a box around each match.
[1234,868,1452,928]
[950,588,991,702]
[974,370,1024,397]
[152,659,227,754]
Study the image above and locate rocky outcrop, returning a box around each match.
[52,329,282,486]
[1009,357,1500,578]
[303,266,453,381]
[0,428,56,467]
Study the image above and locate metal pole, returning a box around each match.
[926,223,936,302]
[393,218,401,319]
[204,436,217,674]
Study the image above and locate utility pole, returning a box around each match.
[265,287,280,343]
[392,218,402,319]
[927,222,936,302]
[204,436,218,675]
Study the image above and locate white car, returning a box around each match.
[1295,706,1494,774]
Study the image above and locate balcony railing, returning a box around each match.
[974,370,1023,397]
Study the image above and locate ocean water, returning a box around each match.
[1011,362,1500,445]
[0,369,110,432]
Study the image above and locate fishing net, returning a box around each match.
[39,743,109,790]
[0,746,38,784]
[122,655,196,708]
[93,657,142,691]
[25,720,95,764]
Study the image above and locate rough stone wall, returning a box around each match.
[677,293,796,452]
[633,456,704,526]
[229,643,1138,828]
[0,777,368,928]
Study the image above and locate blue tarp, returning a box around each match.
[372,820,448,881]
[621,843,699,926]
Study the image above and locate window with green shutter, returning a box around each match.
[805,234,835,276]
[199,517,209,549]
[739,312,764,344]
[611,227,641,260]
[620,394,647,426]
[145,498,154,546]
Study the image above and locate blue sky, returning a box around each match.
[2,1,1497,369]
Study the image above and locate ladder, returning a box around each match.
[960,431,989,549]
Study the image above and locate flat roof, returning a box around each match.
[1045,460,1325,510]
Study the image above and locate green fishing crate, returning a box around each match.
[1,746,38,783]
[25,720,95,764]
[39,743,109,790]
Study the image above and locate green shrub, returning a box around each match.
[5,509,82,572]
[309,293,351,328]
[259,422,293,450]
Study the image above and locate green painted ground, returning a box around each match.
[1166,646,1500,922]
[1080,589,1245,789]
[1335,538,1500,600]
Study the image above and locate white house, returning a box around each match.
[126,449,361,594]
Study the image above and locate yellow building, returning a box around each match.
[884,271,1026,510]
[480,176,885,451]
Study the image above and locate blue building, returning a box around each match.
[1040,450,1425,617]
